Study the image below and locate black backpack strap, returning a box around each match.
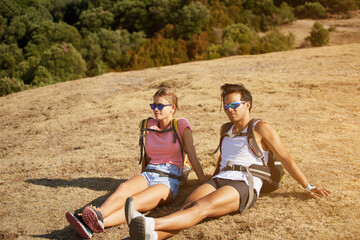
[247,118,267,166]
[171,119,188,171]
[139,118,187,167]
[138,117,153,164]
[213,122,233,154]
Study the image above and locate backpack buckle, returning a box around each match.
[226,161,247,172]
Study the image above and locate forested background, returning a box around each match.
[1,0,359,96]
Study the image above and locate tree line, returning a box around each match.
[1,0,358,96]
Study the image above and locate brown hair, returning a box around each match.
[153,88,178,114]
[220,83,252,112]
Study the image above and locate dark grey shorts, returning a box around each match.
[208,178,258,213]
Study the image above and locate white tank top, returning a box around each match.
[213,123,269,196]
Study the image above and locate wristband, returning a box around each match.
[305,184,316,192]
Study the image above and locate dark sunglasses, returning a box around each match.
[224,101,246,111]
[150,103,172,110]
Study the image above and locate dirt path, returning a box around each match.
[277,11,360,47]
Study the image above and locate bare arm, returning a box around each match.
[182,127,209,183]
[255,121,330,199]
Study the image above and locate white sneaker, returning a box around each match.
[125,197,142,226]
[129,216,157,240]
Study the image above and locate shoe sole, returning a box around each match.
[125,197,133,226]
[129,216,146,240]
[66,211,93,239]
[82,207,104,233]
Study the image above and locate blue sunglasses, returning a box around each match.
[224,101,246,111]
[150,103,172,110]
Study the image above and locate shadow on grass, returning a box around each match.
[26,177,125,192]
[31,225,131,240]
[260,191,309,200]
[26,177,202,239]
[27,177,129,239]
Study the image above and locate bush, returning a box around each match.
[0,77,26,96]
[175,2,210,39]
[207,44,221,60]
[77,7,114,35]
[307,22,329,47]
[35,42,86,84]
[187,31,211,60]
[327,0,358,13]
[24,21,82,58]
[0,44,24,78]
[295,2,326,19]
[260,30,295,53]
[278,2,296,24]
[32,66,54,86]
[130,34,189,70]
[222,23,260,55]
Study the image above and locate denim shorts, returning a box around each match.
[141,163,182,199]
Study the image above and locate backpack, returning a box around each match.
[214,118,284,194]
[138,118,191,182]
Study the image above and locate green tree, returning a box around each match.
[222,23,260,55]
[260,30,295,53]
[187,31,211,60]
[77,7,114,35]
[148,0,182,36]
[32,66,54,86]
[0,44,24,78]
[24,21,81,58]
[243,0,293,31]
[81,29,146,73]
[175,2,210,39]
[34,42,86,85]
[278,2,295,24]
[242,9,262,32]
[111,0,149,33]
[48,0,88,25]
[295,2,326,19]
[207,0,234,28]
[80,33,107,76]
[3,6,53,45]
[0,0,22,20]
[130,34,189,70]
[327,0,358,13]
[0,16,7,40]
[0,77,26,96]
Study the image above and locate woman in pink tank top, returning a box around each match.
[65,88,210,239]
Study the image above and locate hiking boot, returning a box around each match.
[125,197,142,227]
[66,211,93,239]
[82,205,104,233]
[129,216,157,240]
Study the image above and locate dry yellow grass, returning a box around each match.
[0,15,360,240]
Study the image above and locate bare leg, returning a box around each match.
[154,185,241,237]
[132,184,217,239]
[99,175,148,219]
[104,183,173,227]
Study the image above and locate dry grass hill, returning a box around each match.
[1,13,359,240]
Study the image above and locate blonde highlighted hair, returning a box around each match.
[153,88,178,114]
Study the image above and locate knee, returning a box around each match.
[184,200,210,218]
[111,183,131,200]
[185,195,196,205]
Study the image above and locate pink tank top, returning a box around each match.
[144,118,192,169]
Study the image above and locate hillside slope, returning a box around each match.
[0,43,359,239]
